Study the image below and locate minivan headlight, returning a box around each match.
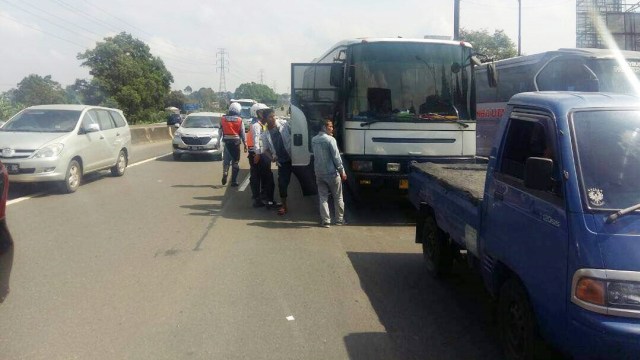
[32,143,64,158]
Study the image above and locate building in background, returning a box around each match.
[577,0,640,50]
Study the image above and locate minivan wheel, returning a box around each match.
[111,150,127,176]
[60,159,82,193]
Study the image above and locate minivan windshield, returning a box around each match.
[573,109,640,210]
[1,109,80,133]
[182,116,220,128]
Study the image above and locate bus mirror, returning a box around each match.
[451,62,461,74]
[330,63,344,87]
[470,56,482,67]
[487,62,498,88]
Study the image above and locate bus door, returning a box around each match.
[290,63,341,167]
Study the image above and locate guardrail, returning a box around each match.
[130,124,174,145]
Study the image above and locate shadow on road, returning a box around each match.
[345,252,503,360]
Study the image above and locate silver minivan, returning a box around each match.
[0,104,132,193]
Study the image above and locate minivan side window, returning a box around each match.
[81,111,99,130]
[110,111,127,128]
[95,110,115,130]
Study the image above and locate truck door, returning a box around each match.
[483,109,569,345]
[290,63,341,167]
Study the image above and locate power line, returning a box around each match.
[0,12,87,48]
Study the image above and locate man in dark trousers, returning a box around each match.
[248,103,275,207]
[220,102,247,186]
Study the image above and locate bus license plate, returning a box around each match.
[399,179,408,189]
[5,163,19,174]
[188,146,203,150]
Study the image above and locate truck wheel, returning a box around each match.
[498,277,538,360]
[421,215,453,277]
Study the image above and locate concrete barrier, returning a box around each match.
[130,125,174,145]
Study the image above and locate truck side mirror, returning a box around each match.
[524,157,553,190]
[487,62,498,88]
[330,63,344,87]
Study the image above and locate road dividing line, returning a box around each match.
[8,153,172,206]
[238,174,251,191]
[8,193,45,206]
[128,153,172,168]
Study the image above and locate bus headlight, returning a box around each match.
[572,269,640,317]
[351,161,373,172]
[387,163,401,172]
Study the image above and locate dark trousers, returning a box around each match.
[277,160,293,199]
[248,152,275,202]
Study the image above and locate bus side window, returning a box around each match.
[537,58,597,92]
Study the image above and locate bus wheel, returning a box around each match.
[498,277,538,360]
[421,215,453,278]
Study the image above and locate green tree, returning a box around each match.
[234,83,277,103]
[460,28,517,60]
[0,92,23,121]
[183,86,193,95]
[77,32,174,123]
[189,87,219,111]
[13,74,67,106]
[66,79,106,105]
[165,90,188,110]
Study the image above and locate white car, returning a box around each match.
[172,112,224,161]
[0,104,131,193]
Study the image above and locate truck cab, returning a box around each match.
[410,92,640,358]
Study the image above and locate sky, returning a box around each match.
[0,0,576,95]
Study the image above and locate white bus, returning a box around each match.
[475,48,640,156]
[289,38,479,194]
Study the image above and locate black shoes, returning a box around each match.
[221,173,228,185]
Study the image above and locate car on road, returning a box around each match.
[172,112,224,160]
[0,161,14,303]
[167,113,183,126]
[0,104,132,193]
[230,99,257,132]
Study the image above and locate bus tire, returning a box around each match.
[498,277,539,360]
[420,215,453,278]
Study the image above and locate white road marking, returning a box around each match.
[8,153,173,206]
[128,153,172,168]
[238,174,251,191]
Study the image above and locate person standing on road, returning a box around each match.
[220,102,247,186]
[255,108,292,215]
[312,119,347,227]
[248,103,275,207]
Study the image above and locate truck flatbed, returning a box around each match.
[411,162,486,205]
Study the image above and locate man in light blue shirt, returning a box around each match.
[311,119,347,227]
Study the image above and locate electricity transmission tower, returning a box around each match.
[259,69,265,85]
[216,48,229,93]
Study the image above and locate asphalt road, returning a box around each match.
[0,141,508,359]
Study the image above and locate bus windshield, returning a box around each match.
[347,42,473,122]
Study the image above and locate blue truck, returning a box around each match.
[409,92,640,359]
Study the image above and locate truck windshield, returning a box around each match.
[573,110,640,210]
[347,42,473,122]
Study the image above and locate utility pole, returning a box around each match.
[518,0,522,56]
[216,48,229,93]
[258,69,265,85]
[454,0,460,40]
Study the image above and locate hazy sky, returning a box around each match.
[0,0,576,94]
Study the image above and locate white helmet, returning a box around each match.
[228,102,242,115]
[250,103,261,118]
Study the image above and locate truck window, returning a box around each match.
[500,117,553,180]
